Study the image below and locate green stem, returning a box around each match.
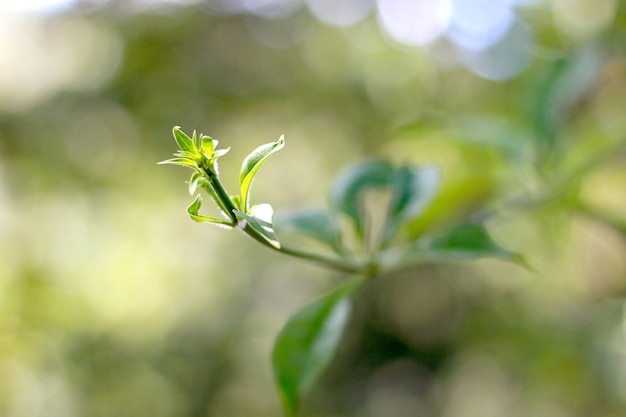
[200,162,376,275]
[241,222,369,275]
[202,165,239,224]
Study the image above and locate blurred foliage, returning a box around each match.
[0,1,626,416]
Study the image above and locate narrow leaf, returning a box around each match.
[157,158,198,169]
[240,135,285,212]
[273,281,361,417]
[174,150,199,160]
[274,209,344,254]
[329,160,395,239]
[383,166,440,244]
[235,209,281,249]
[172,126,197,154]
[213,147,231,159]
[186,195,233,227]
[528,47,603,157]
[188,172,202,195]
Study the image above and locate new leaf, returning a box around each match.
[240,135,285,213]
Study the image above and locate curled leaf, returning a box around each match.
[235,208,281,249]
[188,172,202,195]
[187,195,234,227]
[240,135,285,212]
[213,147,231,159]
[329,160,395,239]
[383,165,440,244]
[200,135,217,159]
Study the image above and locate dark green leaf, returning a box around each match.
[329,160,395,239]
[413,223,521,262]
[235,207,281,249]
[240,135,285,212]
[187,195,233,227]
[383,165,440,244]
[273,281,361,417]
[274,209,344,254]
[528,47,604,156]
[172,126,197,155]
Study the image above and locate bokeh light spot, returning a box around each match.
[306,0,375,27]
[0,0,78,13]
[376,0,453,46]
[446,0,516,51]
[459,20,530,80]
[242,0,302,19]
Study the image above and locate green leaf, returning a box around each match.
[174,150,199,160]
[235,208,281,249]
[383,165,440,244]
[230,195,242,211]
[200,135,217,159]
[528,47,603,157]
[413,223,521,262]
[274,209,344,254]
[172,126,197,155]
[272,281,361,417]
[213,147,231,160]
[240,135,285,212]
[188,172,202,195]
[329,160,395,239]
[187,195,233,227]
[157,157,198,169]
[249,203,274,224]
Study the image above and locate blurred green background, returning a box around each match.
[1,0,626,416]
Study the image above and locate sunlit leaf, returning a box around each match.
[329,160,395,239]
[213,147,231,159]
[249,203,274,224]
[383,165,440,244]
[235,209,281,249]
[273,280,361,417]
[188,171,202,195]
[274,209,344,254]
[230,195,242,211]
[157,157,198,169]
[186,195,233,227]
[172,126,197,155]
[200,135,217,159]
[174,150,199,160]
[240,135,285,212]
